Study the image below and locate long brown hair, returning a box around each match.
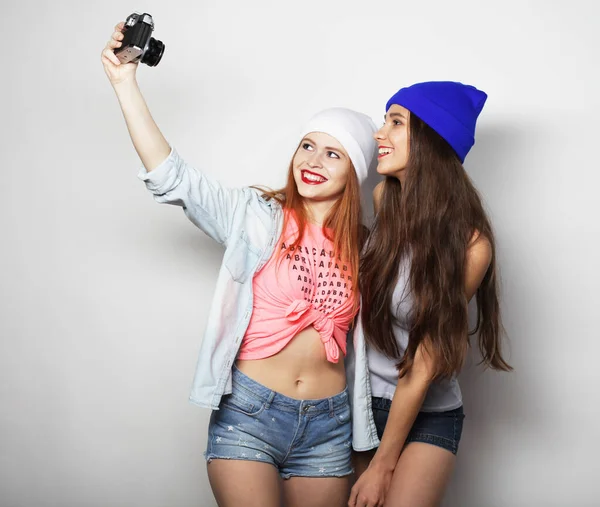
[256,145,366,310]
[360,113,512,379]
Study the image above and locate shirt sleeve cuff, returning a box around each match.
[137,147,178,194]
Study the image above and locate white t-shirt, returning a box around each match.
[366,257,463,412]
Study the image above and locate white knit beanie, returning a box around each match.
[299,107,378,184]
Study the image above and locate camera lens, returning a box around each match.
[142,38,165,67]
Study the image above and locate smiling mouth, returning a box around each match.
[378,147,393,159]
[301,170,328,184]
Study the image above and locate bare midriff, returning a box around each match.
[236,325,346,400]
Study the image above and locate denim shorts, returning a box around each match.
[371,397,465,455]
[205,366,353,479]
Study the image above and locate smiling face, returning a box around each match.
[374,104,411,182]
[292,131,352,205]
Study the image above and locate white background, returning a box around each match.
[1,1,599,506]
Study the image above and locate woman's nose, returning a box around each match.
[307,151,323,168]
[374,127,386,142]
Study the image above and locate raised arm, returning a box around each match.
[101,22,170,171]
[100,22,251,245]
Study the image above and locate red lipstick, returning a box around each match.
[301,170,328,185]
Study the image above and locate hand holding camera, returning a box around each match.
[101,13,164,87]
[100,12,172,172]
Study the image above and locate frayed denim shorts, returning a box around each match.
[372,397,465,455]
[205,366,353,479]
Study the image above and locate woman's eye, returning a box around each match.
[393,120,403,126]
[302,143,314,151]
[327,151,340,159]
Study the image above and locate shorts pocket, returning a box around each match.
[334,402,351,426]
[221,391,266,417]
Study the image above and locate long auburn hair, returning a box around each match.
[360,113,512,379]
[256,143,366,310]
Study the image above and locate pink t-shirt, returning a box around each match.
[238,215,357,363]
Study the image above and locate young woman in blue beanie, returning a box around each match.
[101,22,378,507]
[347,82,512,507]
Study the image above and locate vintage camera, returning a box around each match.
[114,12,165,67]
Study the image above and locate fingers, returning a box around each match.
[107,37,122,50]
[101,21,131,76]
[108,30,123,50]
[101,24,124,66]
[111,30,124,43]
[101,47,120,66]
[348,487,358,507]
[349,489,378,507]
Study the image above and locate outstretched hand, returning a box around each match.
[100,22,138,86]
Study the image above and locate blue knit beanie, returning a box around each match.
[385,81,487,162]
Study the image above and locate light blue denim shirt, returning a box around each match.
[138,148,380,451]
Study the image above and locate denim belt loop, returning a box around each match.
[329,397,334,417]
[266,390,276,409]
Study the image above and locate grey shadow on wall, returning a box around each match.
[445,121,541,505]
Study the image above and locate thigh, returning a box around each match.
[283,476,350,507]
[385,442,456,507]
[207,459,282,507]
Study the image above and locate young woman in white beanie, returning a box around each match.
[101,22,377,507]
